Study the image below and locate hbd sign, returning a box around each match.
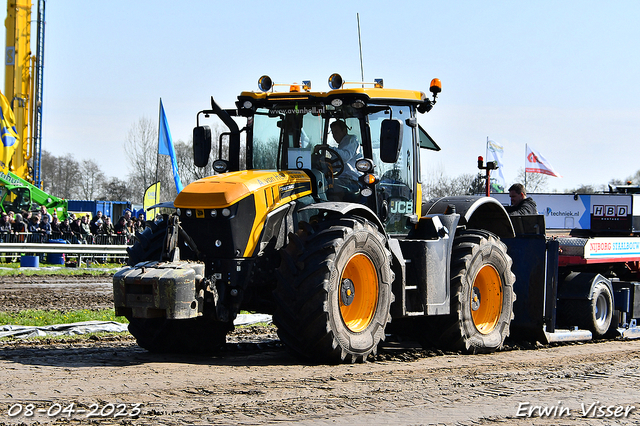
[592,205,628,217]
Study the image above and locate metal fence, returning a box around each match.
[0,232,132,264]
[0,232,130,245]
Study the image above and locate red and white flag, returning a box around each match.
[525,145,562,177]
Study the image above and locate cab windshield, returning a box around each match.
[249,102,416,234]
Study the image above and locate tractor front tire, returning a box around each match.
[124,214,232,353]
[274,217,394,363]
[126,215,168,266]
[128,316,232,353]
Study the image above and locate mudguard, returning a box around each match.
[300,202,386,233]
[422,196,515,239]
[558,272,613,301]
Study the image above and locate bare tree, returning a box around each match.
[124,117,160,203]
[78,159,105,200]
[41,150,81,199]
[515,168,549,193]
[99,177,132,200]
[422,166,477,199]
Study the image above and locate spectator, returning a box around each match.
[27,213,42,233]
[134,218,145,234]
[103,216,115,235]
[80,215,91,236]
[58,217,72,234]
[91,218,104,235]
[114,216,127,234]
[90,211,103,227]
[0,212,11,233]
[39,214,52,235]
[0,213,11,244]
[51,215,61,233]
[70,217,81,234]
[12,213,26,233]
[39,205,52,222]
[505,183,538,216]
[124,210,132,222]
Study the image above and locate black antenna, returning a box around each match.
[357,13,364,87]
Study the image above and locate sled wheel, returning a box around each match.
[591,283,613,337]
[274,216,394,363]
[433,230,515,354]
[560,279,613,339]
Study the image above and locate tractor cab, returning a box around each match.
[194,74,442,235]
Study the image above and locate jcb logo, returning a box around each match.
[390,200,413,214]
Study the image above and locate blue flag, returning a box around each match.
[158,99,184,193]
[0,91,19,173]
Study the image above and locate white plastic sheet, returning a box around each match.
[0,314,272,339]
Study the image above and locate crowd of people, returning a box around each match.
[0,205,145,244]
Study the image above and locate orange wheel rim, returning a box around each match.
[471,264,503,334]
[340,253,378,333]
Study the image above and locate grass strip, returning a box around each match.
[0,308,128,327]
[0,265,121,277]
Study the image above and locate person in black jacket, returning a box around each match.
[505,183,538,216]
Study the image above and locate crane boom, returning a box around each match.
[4,0,45,186]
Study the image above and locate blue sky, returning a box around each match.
[3,1,640,192]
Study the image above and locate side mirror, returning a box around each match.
[193,126,212,168]
[380,119,403,163]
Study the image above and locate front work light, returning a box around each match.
[258,75,273,92]
[328,73,343,90]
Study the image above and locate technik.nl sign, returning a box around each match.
[584,237,640,260]
[492,194,634,230]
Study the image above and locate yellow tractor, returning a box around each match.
[114,74,516,363]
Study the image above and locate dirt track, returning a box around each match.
[1,274,640,425]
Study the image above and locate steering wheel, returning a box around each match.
[312,145,345,177]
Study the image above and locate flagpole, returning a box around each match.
[524,143,527,191]
[155,98,161,207]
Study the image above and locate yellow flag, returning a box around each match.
[0,91,19,174]
[143,181,161,221]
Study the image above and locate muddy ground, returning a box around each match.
[1,274,639,425]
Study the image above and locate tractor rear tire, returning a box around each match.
[425,230,515,353]
[274,216,394,363]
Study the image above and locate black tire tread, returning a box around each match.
[273,217,394,363]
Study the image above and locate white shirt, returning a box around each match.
[333,134,363,180]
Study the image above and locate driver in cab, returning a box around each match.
[329,120,363,184]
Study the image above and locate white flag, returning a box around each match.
[486,139,506,192]
[525,145,561,177]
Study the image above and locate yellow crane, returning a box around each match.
[3,0,45,185]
